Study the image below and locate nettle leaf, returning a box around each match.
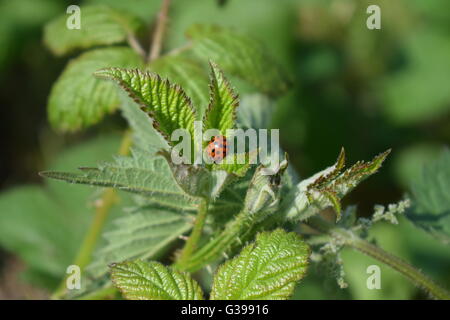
[407,148,450,245]
[48,47,144,131]
[148,54,210,117]
[40,149,197,210]
[204,62,239,134]
[186,24,291,96]
[86,204,193,279]
[44,5,144,56]
[111,260,204,300]
[282,148,390,222]
[95,68,196,146]
[210,229,310,300]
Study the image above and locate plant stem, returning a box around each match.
[127,33,146,59]
[343,233,450,300]
[307,216,450,299]
[176,198,209,268]
[51,131,133,299]
[148,0,171,62]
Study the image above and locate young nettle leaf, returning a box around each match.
[186,24,291,96]
[210,229,310,300]
[40,149,197,210]
[95,68,196,147]
[407,148,450,245]
[204,61,239,134]
[110,260,204,300]
[283,148,391,222]
[44,5,144,56]
[48,47,144,131]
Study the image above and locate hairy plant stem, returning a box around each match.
[176,198,209,268]
[51,131,132,299]
[175,208,261,272]
[127,33,146,59]
[148,0,170,62]
[342,232,450,300]
[307,216,450,300]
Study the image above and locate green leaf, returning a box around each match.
[148,54,210,117]
[95,67,196,146]
[204,62,239,134]
[40,149,198,211]
[48,47,144,131]
[210,229,310,300]
[282,148,390,222]
[85,204,193,279]
[43,5,144,56]
[110,260,204,300]
[407,148,450,245]
[186,24,291,96]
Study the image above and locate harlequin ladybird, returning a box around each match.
[206,135,228,163]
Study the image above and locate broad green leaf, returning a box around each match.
[148,54,210,117]
[110,260,204,300]
[43,5,144,56]
[407,148,450,245]
[48,47,143,131]
[40,149,197,211]
[204,62,239,134]
[85,204,193,279]
[186,24,291,96]
[0,135,121,288]
[282,149,390,222]
[95,68,196,146]
[210,229,310,300]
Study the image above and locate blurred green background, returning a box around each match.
[0,0,449,299]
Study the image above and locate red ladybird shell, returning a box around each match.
[207,135,228,163]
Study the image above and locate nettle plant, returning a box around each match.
[40,2,450,300]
